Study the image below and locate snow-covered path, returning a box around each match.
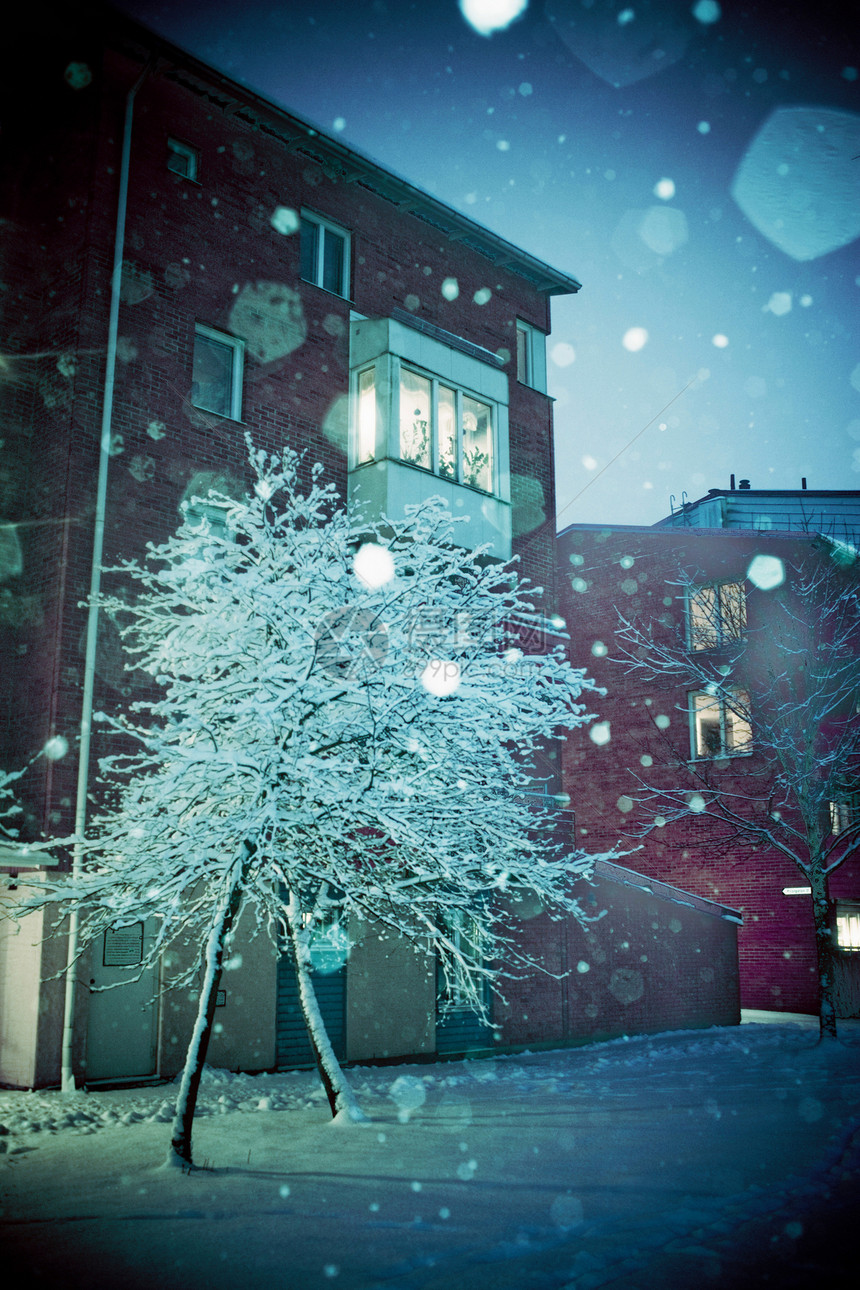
[2,1019,858,1289]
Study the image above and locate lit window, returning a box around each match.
[300,211,350,297]
[690,687,752,758]
[516,320,547,392]
[438,385,457,479]
[167,138,199,181]
[356,368,377,464]
[191,325,244,420]
[399,366,494,493]
[836,903,860,951]
[830,793,860,837]
[400,368,432,471]
[688,581,746,651]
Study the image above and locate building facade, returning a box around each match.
[557,500,860,1018]
[0,6,742,1089]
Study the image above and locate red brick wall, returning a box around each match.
[556,525,860,1014]
[1,26,561,849]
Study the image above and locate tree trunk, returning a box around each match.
[810,864,838,1043]
[167,856,247,1168]
[285,906,366,1123]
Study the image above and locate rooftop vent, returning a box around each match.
[739,479,751,490]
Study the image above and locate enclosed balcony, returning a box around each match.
[348,315,512,558]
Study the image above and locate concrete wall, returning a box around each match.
[347,918,436,1062]
[157,901,278,1080]
[0,898,44,1087]
[0,888,71,1089]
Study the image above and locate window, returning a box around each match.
[348,314,511,554]
[355,362,497,493]
[167,138,199,181]
[356,367,376,465]
[180,471,242,546]
[687,581,746,651]
[300,211,350,297]
[830,793,860,837]
[690,687,752,758]
[397,366,493,492]
[516,320,547,393]
[836,903,860,950]
[301,911,349,974]
[440,910,487,1007]
[191,325,244,420]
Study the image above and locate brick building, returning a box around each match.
[558,487,860,1018]
[0,5,741,1088]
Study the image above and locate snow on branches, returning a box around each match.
[21,443,608,1159]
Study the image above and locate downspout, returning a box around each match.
[61,58,153,1092]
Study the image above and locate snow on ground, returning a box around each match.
[2,1017,859,1289]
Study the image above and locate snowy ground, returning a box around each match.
[2,1016,859,1290]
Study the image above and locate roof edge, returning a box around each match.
[595,858,743,922]
[106,7,582,298]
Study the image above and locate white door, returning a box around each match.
[85,921,158,1082]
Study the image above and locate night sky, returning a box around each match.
[115,0,859,528]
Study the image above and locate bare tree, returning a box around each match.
[17,443,608,1167]
[614,541,860,1042]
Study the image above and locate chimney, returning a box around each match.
[801,477,807,490]
[730,474,736,491]
[739,479,751,490]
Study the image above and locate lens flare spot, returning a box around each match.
[354,543,395,589]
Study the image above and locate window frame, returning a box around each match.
[300,209,351,299]
[830,792,860,838]
[689,686,753,760]
[353,358,501,497]
[191,324,244,422]
[167,137,200,182]
[686,580,747,652]
[438,909,488,1010]
[836,901,860,951]
[515,319,547,393]
[397,362,497,495]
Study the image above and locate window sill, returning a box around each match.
[690,640,747,652]
[300,276,352,304]
[362,456,496,500]
[190,402,245,424]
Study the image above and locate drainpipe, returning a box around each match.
[61,59,153,1093]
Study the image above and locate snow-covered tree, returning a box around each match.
[613,542,860,1042]
[23,443,605,1167]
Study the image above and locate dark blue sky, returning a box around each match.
[117,0,859,526]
